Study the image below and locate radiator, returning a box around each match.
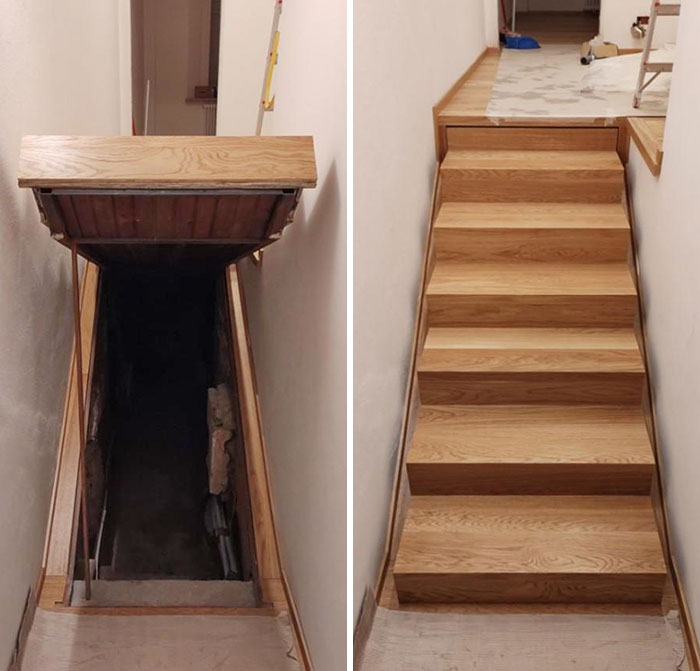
[203,103,218,136]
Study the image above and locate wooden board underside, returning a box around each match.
[40,191,296,241]
[18,135,317,189]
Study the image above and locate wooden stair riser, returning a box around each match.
[434,228,630,263]
[394,573,665,604]
[418,371,645,405]
[440,168,624,203]
[427,295,638,328]
[446,127,619,152]
[407,463,654,496]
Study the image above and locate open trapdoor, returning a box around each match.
[18,135,316,611]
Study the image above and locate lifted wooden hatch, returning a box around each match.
[18,135,317,268]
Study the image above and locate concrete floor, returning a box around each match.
[20,609,299,671]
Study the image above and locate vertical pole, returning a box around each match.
[71,245,92,600]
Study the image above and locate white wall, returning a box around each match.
[217,0,275,135]
[600,0,678,48]
[626,0,700,631]
[353,0,486,623]
[0,3,122,665]
[484,0,500,46]
[217,2,347,669]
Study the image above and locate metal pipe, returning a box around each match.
[71,245,92,600]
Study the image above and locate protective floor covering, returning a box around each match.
[361,607,688,671]
[70,580,257,608]
[20,609,299,671]
[486,45,671,118]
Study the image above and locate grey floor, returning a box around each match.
[361,607,687,671]
[20,609,299,671]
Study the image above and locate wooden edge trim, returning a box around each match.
[37,261,100,608]
[35,605,277,617]
[627,117,664,176]
[432,47,496,160]
[226,264,314,671]
[366,166,441,619]
[623,165,700,670]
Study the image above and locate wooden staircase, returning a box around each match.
[393,128,667,605]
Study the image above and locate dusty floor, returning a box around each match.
[100,273,221,579]
[361,607,687,671]
[487,45,671,118]
[20,609,299,671]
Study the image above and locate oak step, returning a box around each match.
[440,150,624,203]
[434,202,630,263]
[407,405,654,494]
[418,327,645,404]
[393,496,666,604]
[445,127,619,152]
[426,262,638,327]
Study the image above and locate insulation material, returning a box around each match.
[361,607,688,671]
[487,45,671,118]
[207,383,236,495]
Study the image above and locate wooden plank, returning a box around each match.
[394,496,666,604]
[18,135,317,189]
[113,195,137,238]
[440,149,624,203]
[627,117,665,176]
[408,405,654,495]
[40,262,100,605]
[446,127,619,152]
[427,294,638,328]
[434,202,630,263]
[226,266,284,608]
[418,370,645,405]
[427,262,636,296]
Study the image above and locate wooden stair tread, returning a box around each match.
[434,202,629,230]
[418,328,644,374]
[394,496,666,576]
[427,263,636,296]
[442,150,622,173]
[408,405,653,465]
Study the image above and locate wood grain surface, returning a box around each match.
[18,135,317,189]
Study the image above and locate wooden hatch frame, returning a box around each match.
[21,135,316,667]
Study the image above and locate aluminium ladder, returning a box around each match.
[633,1,680,108]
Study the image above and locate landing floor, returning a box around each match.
[439,48,670,124]
[361,607,687,671]
[19,609,299,671]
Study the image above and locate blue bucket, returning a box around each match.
[505,35,541,49]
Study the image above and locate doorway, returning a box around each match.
[501,1,600,45]
[130,0,221,135]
